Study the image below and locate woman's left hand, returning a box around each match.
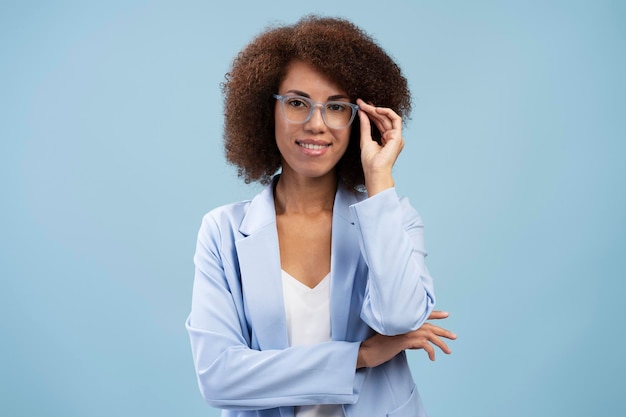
[357,99,405,196]
[356,310,456,368]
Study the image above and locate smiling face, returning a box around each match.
[274,61,352,183]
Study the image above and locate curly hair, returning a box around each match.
[222,15,411,189]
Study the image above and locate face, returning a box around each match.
[274,61,352,182]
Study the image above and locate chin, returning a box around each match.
[283,165,337,180]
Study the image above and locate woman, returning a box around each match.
[186,16,456,417]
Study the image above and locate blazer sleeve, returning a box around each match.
[350,187,436,336]
[186,213,365,411]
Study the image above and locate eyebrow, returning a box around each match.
[285,90,350,101]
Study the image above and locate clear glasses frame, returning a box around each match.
[273,94,360,129]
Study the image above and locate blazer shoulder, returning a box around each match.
[203,199,252,225]
[197,199,252,246]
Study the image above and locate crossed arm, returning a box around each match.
[357,310,457,369]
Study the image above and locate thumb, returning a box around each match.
[358,109,374,151]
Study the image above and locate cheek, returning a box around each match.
[274,106,294,137]
[336,129,355,160]
[339,128,352,151]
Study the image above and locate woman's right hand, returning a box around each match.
[356,99,405,197]
[356,311,457,369]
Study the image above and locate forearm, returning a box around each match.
[351,188,435,335]
[187,319,361,410]
[364,169,394,198]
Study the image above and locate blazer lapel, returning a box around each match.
[236,182,289,350]
[235,181,363,349]
[330,184,362,341]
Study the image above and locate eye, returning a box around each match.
[326,102,349,112]
[286,97,311,109]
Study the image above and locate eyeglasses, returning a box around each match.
[273,94,359,129]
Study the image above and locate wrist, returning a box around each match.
[356,344,367,369]
[364,173,394,197]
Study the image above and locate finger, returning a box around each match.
[357,99,379,115]
[358,108,389,137]
[429,325,457,340]
[428,334,452,355]
[380,130,404,150]
[357,99,393,132]
[423,343,436,361]
[427,311,450,320]
[358,108,374,150]
[375,106,402,131]
[407,323,456,342]
[364,103,398,133]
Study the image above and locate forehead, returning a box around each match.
[279,61,347,97]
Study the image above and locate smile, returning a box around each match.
[297,141,330,150]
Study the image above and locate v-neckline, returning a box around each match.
[281,269,330,291]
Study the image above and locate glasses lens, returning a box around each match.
[282,96,312,123]
[324,102,354,128]
[278,95,356,128]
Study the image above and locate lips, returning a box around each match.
[296,140,331,150]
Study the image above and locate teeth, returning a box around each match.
[299,142,328,150]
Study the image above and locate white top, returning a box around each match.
[281,270,345,417]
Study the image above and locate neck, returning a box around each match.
[274,172,338,215]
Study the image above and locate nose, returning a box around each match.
[304,104,326,132]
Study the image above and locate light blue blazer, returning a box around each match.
[186,180,436,417]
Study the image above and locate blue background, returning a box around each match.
[1,1,624,416]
